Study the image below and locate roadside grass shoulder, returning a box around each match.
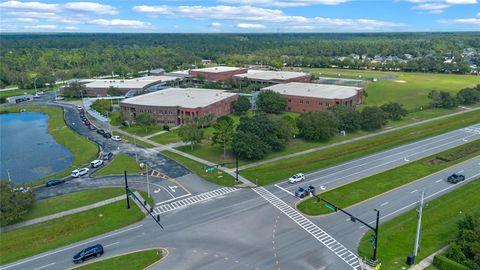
[241,110,480,186]
[22,188,125,221]
[0,200,144,265]
[358,178,480,269]
[161,150,236,187]
[92,154,142,177]
[74,249,164,270]
[297,140,480,216]
[0,106,99,186]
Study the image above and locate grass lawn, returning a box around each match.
[241,110,480,185]
[297,140,480,216]
[0,200,144,265]
[0,106,99,186]
[292,67,391,80]
[22,188,126,222]
[358,178,480,269]
[114,133,155,148]
[120,124,166,137]
[0,87,55,99]
[161,150,237,187]
[92,154,142,177]
[108,111,122,126]
[75,249,164,270]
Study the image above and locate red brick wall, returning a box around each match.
[283,92,361,113]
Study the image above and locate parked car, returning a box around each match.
[71,168,89,178]
[111,135,121,142]
[295,185,316,198]
[90,160,104,168]
[102,152,113,160]
[55,96,64,100]
[13,186,32,193]
[447,173,465,184]
[88,125,96,131]
[288,173,305,184]
[45,179,65,187]
[84,120,91,126]
[97,129,106,135]
[77,106,83,111]
[73,244,104,264]
[103,132,112,138]
[33,94,41,98]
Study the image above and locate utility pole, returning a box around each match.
[124,170,130,209]
[373,209,380,262]
[413,191,425,257]
[235,152,239,183]
[133,134,138,162]
[146,163,151,198]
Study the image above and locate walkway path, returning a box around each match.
[411,245,449,270]
[1,194,127,232]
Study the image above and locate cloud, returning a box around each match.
[237,23,265,28]
[413,3,450,10]
[210,22,221,27]
[439,18,480,24]
[0,1,60,11]
[89,19,151,28]
[220,0,349,7]
[24,24,57,29]
[64,26,78,30]
[7,11,55,18]
[15,17,38,22]
[444,0,477,4]
[63,2,118,15]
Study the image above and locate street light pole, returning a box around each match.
[146,163,151,198]
[134,134,138,162]
[413,191,425,257]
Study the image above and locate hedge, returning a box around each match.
[433,255,469,270]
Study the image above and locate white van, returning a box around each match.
[90,160,104,168]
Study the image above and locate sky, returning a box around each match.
[0,0,479,33]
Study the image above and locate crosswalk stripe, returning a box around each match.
[252,187,362,270]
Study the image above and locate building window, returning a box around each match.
[326,103,330,107]
[306,100,310,104]
[288,99,291,103]
[300,100,304,104]
[319,102,323,106]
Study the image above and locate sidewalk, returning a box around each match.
[1,195,126,232]
[411,245,449,270]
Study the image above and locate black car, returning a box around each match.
[447,173,465,184]
[103,132,112,138]
[102,152,113,160]
[73,244,104,264]
[45,179,65,187]
[84,120,91,126]
[97,129,106,135]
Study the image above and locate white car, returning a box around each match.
[111,136,122,142]
[55,96,65,100]
[90,160,104,168]
[288,173,305,184]
[71,168,89,178]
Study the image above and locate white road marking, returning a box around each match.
[153,187,239,214]
[463,138,469,142]
[410,190,418,194]
[253,187,362,270]
[169,185,178,192]
[380,202,389,207]
[155,193,191,205]
[34,262,56,270]
[274,184,295,196]
[404,158,410,162]
[103,241,120,248]
[436,179,443,183]
[458,170,464,173]
[0,224,144,270]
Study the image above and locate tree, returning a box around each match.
[457,88,480,105]
[330,105,361,132]
[233,95,251,114]
[62,81,86,98]
[360,106,387,131]
[232,131,269,160]
[256,90,287,114]
[296,111,338,141]
[428,90,458,109]
[107,86,123,96]
[91,99,112,115]
[179,124,204,150]
[136,112,155,133]
[445,214,480,269]
[0,181,35,226]
[211,116,236,159]
[380,102,408,121]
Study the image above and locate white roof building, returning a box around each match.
[233,70,310,83]
[121,88,237,109]
[85,76,179,90]
[190,66,245,73]
[263,82,361,100]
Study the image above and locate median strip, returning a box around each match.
[297,139,480,216]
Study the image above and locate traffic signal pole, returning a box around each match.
[124,170,130,209]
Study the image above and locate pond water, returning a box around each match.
[0,112,73,184]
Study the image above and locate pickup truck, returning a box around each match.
[295,185,315,198]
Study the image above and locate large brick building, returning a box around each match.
[262,82,363,113]
[233,70,311,84]
[84,76,181,97]
[120,88,238,126]
[188,66,247,81]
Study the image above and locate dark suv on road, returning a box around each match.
[295,185,316,198]
[73,244,104,264]
[45,179,65,187]
[447,173,465,184]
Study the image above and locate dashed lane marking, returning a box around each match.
[462,126,480,135]
[153,187,239,214]
[34,263,56,270]
[252,187,362,270]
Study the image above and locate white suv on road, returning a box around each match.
[288,173,305,184]
[71,168,89,178]
[90,160,104,168]
[111,136,122,142]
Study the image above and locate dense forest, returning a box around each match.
[0,32,479,88]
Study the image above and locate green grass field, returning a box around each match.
[0,87,55,100]
[22,188,125,221]
[115,133,155,148]
[291,67,391,80]
[92,154,142,177]
[297,140,480,215]
[120,124,166,137]
[75,249,164,270]
[241,110,480,185]
[161,150,237,187]
[358,178,480,269]
[0,200,144,265]
[0,106,99,186]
